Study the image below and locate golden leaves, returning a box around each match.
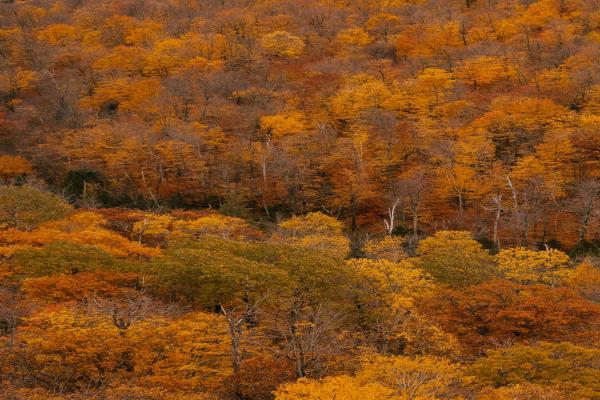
[276,354,465,400]
[260,112,309,139]
[261,31,305,57]
[497,247,571,284]
[0,156,32,179]
[276,212,349,258]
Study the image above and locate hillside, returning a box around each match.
[0,0,599,246]
[0,0,599,399]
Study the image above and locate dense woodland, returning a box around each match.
[0,0,599,246]
[0,186,598,399]
[0,0,599,399]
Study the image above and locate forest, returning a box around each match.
[0,0,599,399]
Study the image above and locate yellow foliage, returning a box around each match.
[291,234,350,259]
[132,213,174,240]
[514,132,577,198]
[565,261,600,301]
[415,68,454,103]
[457,56,517,87]
[416,231,496,287]
[363,235,407,262]
[278,212,344,236]
[275,375,399,400]
[81,78,161,113]
[93,45,148,76]
[172,214,251,239]
[476,383,567,399]
[143,38,187,77]
[518,0,559,29]
[366,13,401,40]
[0,212,160,259]
[358,354,465,398]
[15,69,39,91]
[11,307,231,394]
[497,247,571,285]
[260,112,309,138]
[261,31,305,57]
[100,15,163,46]
[330,74,391,121]
[277,212,349,258]
[347,258,435,310]
[124,20,164,46]
[396,21,463,58]
[337,28,374,48]
[0,155,32,178]
[36,24,79,45]
[275,354,465,400]
[470,342,600,399]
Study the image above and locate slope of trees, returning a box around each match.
[0,0,599,398]
[0,185,598,399]
[0,0,599,248]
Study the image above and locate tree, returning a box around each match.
[0,155,32,183]
[275,375,397,400]
[348,258,434,311]
[0,286,29,336]
[10,242,121,278]
[261,31,305,57]
[149,238,292,381]
[476,383,567,400]
[396,166,430,238]
[172,213,259,240]
[416,231,497,287]
[149,239,288,308]
[336,28,373,49]
[470,342,600,399]
[5,306,231,396]
[263,298,350,379]
[572,178,600,244]
[422,280,600,353]
[259,112,309,140]
[274,354,465,400]
[496,247,571,285]
[565,261,600,303]
[0,186,72,230]
[21,271,140,304]
[415,68,454,104]
[362,235,407,262]
[366,13,401,42]
[346,258,459,356]
[0,211,160,259]
[275,212,350,259]
[357,354,464,399]
[456,56,517,87]
[329,74,391,123]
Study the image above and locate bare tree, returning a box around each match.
[90,283,153,332]
[262,296,348,378]
[573,178,600,244]
[397,167,428,237]
[484,193,505,250]
[383,197,401,235]
[220,296,264,374]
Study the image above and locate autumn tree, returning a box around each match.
[275,354,465,400]
[416,231,497,287]
[471,342,600,399]
[0,156,32,183]
[0,185,72,230]
[5,306,231,396]
[274,212,350,259]
[496,247,571,285]
[422,280,600,353]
